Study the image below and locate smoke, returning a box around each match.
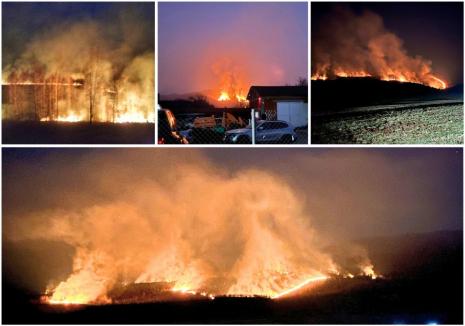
[311,6,446,89]
[2,3,154,122]
[158,2,308,97]
[4,149,376,303]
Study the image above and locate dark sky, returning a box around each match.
[3,148,462,240]
[2,2,155,69]
[158,2,308,95]
[312,2,464,85]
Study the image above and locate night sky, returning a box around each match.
[312,2,464,86]
[3,148,462,239]
[158,2,308,95]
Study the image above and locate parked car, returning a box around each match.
[224,120,297,144]
[179,129,193,143]
[158,108,188,144]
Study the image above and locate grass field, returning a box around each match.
[312,103,463,144]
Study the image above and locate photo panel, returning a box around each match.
[2,2,155,144]
[2,147,463,323]
[157,2,309,145]
[310,2,463,145]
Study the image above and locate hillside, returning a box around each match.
[312,77,463,113]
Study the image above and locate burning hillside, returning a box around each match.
[311,6,447,89]
[2,4,154,123]
[5,150,378,306]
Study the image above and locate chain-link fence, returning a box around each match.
[158,108,308,145]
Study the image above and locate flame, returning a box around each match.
[113,92,155,123]
[217,91,249,106]
[41,112,86,122]
[171,285,197,295]
[360,263,377,280]
[311,74,327,81]
[18,166,380,306]
[2,81,82,86]
[43,268,382,304]
[271,275,328,299]
[211,59,250,107]
[311,71,447,90]
[235,94,249,104]
[218,91,230,102]
[3,55,154,123]
[429,76,447,90]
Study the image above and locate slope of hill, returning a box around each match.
[312,77,463,113]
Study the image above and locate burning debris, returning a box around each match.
[311,6,447,89]
[2,4,155,123]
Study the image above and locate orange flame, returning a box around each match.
[311,71,447,90]
[271,275,328,299]
[218,91,231,101]
[217,90,249,106]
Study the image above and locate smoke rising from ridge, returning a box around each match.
[311,6,446,89]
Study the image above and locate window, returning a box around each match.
[275,122,288,129]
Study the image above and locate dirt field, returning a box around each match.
[312,103,463,144]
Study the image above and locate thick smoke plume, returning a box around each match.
[4,150,375,304]
[2,3,154,122]
[311,7,446,89]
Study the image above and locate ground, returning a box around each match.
[2,121,155,144]
[295,128,308,144]
[312,103,463,144]
[3,231,462,324]
[3,276,461,324]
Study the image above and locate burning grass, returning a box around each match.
[311,6,448,89]
[6,155,380,305]
[40,273,381,306]
[2,3,154,123]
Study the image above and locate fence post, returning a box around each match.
[251,108,255,145]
